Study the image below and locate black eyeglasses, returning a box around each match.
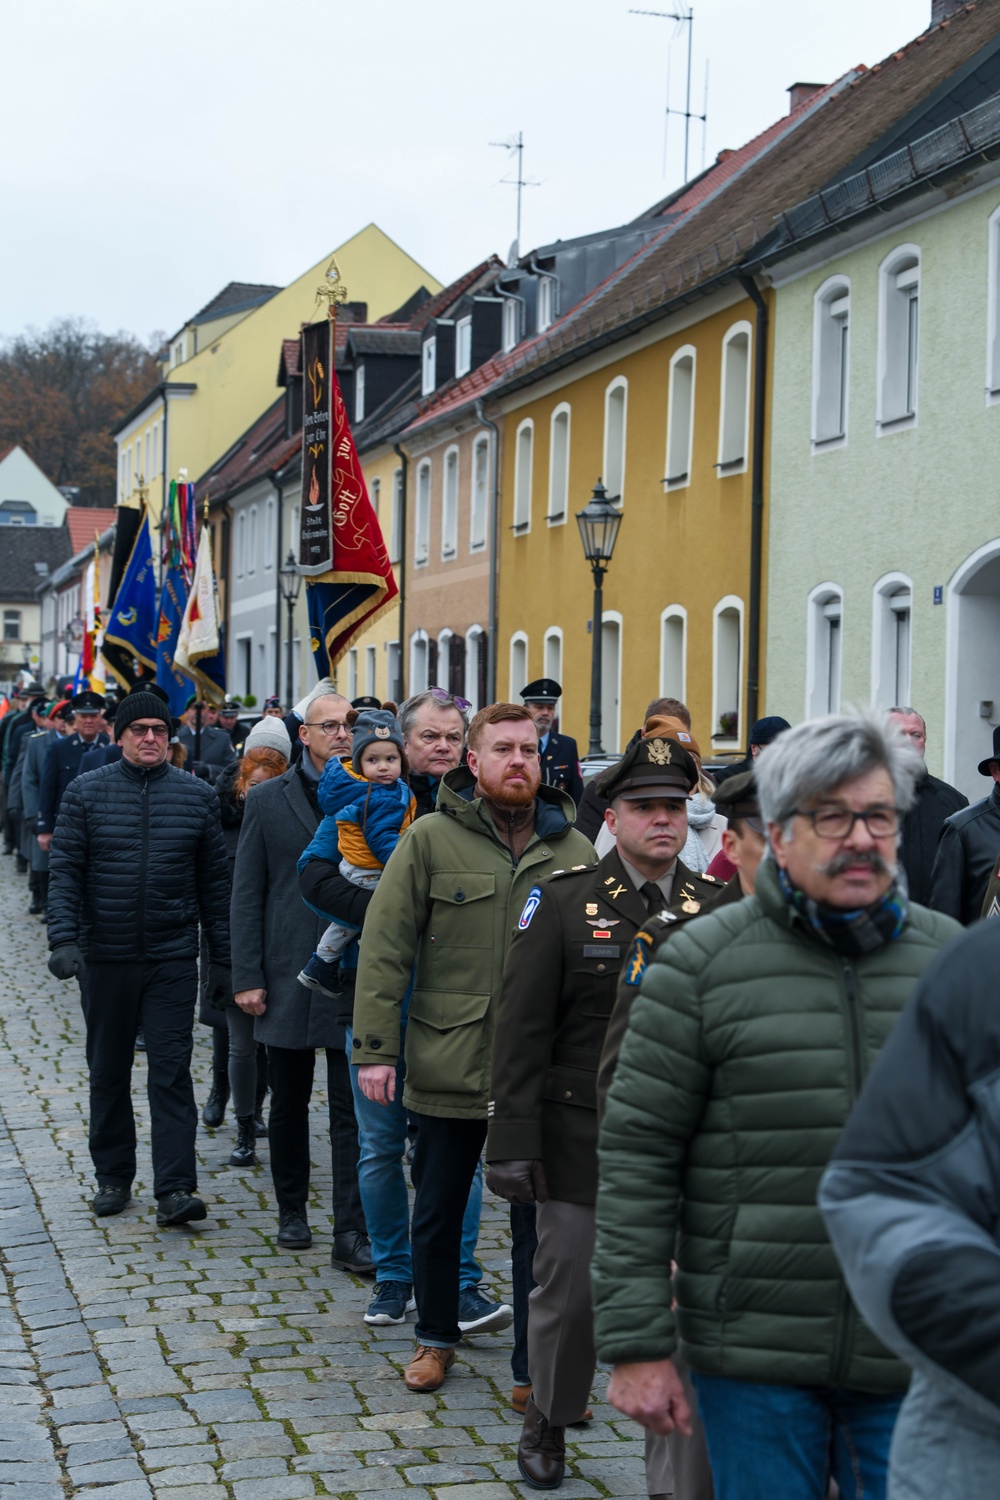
[429,687,471,711]
[792,805,901,840]
[304,719,349,735]
[129,723,169,740]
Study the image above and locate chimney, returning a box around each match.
[931,0,965,21]
[787,81,826,113]
[716,148,734,164]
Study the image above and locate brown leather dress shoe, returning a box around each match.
[512,1385,592,1424]
[404,1344,456,1392]
[517,1394,566,1490]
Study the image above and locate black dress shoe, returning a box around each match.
[15,855,27,873]
[330,1230,375,1274]
[277,1208,312,1248]
[92,1184,131,1217]
[156,1190,207,1226]
[517,1395,566,1490]
[201,1079,228,1128]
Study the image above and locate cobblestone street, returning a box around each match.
[0,858,646,1500]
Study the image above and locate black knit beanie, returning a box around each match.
[114,691,172,743]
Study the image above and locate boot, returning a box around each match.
[229,1114,257,1167]
[37,870,48,920]
[254,1043,268,1138]
[517,1395,566,1490]
[201,1030,229,1128]
[28,873,43,915]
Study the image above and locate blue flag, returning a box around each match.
[155,561,192,715]
[101,511,157,689]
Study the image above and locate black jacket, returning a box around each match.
[540,729,583,805]
[79,743,123,775]
[928,783,1000,925]
[47,756,230,965]
[899,770,968,905]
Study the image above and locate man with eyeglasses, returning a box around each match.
[591,711,960,1500]
[231,691,370,1270]
[45,691,231,1226]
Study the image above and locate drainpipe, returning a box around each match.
[737,272,768,732]
[273,471,284,697]
[475,398,502,704]
[393,442,409,701]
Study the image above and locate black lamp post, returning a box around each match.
[576,479,622,757]
[278,550,302,709]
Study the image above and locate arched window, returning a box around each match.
[247,506,258,575]
[465,625,487,714]
[470,435,489,551]
[264,496,276,570]
[987,205,1000,400]
[410,630,430,694]
[513,421,533,533]
[659,606,686,700]
[543,627,563,685]
[877,245,920,429]
[441,446,459,559]
[712,596,744,745]
[603,378,627,501]
[510,632,528,698]
[806,584,844,717]
[389,468,403,563]
[812,277,851,447]
[718,323,751,472]
[601,612,623,754]
[235,511,246,578]
[548,405,570,523]
[414,460,431,565]
[872,572,913,708]
[665,346,696,489]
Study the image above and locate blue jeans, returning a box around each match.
[693,1371,903,1500]
[345,1026,482,1287]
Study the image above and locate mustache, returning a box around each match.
[820,848,895,879]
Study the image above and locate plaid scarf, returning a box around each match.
[777,865,908,957]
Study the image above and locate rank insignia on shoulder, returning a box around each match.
[518,886,542,930]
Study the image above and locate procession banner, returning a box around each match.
[155,561,191,715]
[102,509,157,688]
[299,318,334,575]
[174,524,226,703]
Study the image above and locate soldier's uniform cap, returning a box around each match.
[184,693,201,710]
[351,695,382,710]
[23,687,47,705]
[220,699,242,714]
[595,734,697,802]
[55,701,75,722]
[520,678,561,704]
[711,769,763,833]
[263,695,283,711]
[71,690,105,714]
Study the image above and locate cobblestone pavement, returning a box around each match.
[0,858,648,1500]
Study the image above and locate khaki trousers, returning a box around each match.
[643,1353,714,1500]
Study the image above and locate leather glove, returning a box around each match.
[48,944,85,982]
[207,963,233,1008]
[485,1159,549,1205]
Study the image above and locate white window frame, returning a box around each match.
[603,377,628,503]
[386,640,401,702]
[717,322,752,474]
[390,468,403,563]
[3,609,21,643]
[421,336,437,396]
[414,459,431,566]
[470,435,489,552]
[543,626,563,685]
[811,277,851,450]
[876,245,921,432]
[509,631,529,699]
[438,627,455,692]
[465,625,485,714]
[664,346,696,490]
[410,630,430,694]
[601,610,623,755]
[513,420,533,534]
[502,297,520,353]
[235,511,246,579]
[365,644,377,697]
[547,404,571,524]
[355,364,365,424]
[986,204,1000,402]
[346,648,358,702]
[871,571,914,709]
[805,583,844,718]
[264,496,276,570]
[659,605,687,701]
[712,595,744,746]
[455,316,472,378]
[537,276,556,333]
[247,504,258,575]
[441,446,459,560]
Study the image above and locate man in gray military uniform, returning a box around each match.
[177,695,236,777]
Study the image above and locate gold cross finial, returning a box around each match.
[318,254,350,315]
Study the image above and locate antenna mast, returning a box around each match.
[630,7,707,183]
[489,131,539,249]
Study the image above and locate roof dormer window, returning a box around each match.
[421,336,437,396]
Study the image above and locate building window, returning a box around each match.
[410,631,430,693]
[264,497,276,570]
[347,648,358,701]
[987,205,1000,399]
[3,610,21,643]
[441,447,459,559]
[247,505,258,575]
[712,596,744,745]
[386,641,401,702]
[171,336,185,368]
[235,512,246,578]
[289,504,299,553]
[152,420,160,476]
[365,645,377,697]
[502,298,520,353]
[510,632,528,698]
[414,461,431,565]
[513,420,533,533]
[465,626,486,714]
[355,364,366,424]
[537,276,556,333]
[872,574,913,708]
[659,606,686,700]
[543,627,563,685]
[390,468,403,563]
[238,636,252,697]
[812,278,850,446]
[371,476,380,518]
[144,430,150,482]
[470,436,488,551]
[548,405,570,523]
[664,347,696,488]
[806,585,843,717]
[877,246,920,428]
[718,323,751,472]
[603,378,627,501]
[455,316,472,378]
[601,613,622,754]
[421,337,437,396]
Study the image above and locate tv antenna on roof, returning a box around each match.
[489,131,540,251]
[630,7,709,182]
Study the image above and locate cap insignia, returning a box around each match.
[646,739,673,766]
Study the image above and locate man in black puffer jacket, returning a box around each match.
[47,691,231,1227]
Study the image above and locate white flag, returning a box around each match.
[174,526,220,670]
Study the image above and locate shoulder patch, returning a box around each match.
[624,932,652,987]
[518,886,543,930]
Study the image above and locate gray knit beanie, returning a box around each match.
[114,691,172,743]
[244,717,292,760]
[351,709,404,772]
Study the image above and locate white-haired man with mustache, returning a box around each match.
[591,710,959,1500]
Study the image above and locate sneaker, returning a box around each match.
[156,1190,207,1226]
[92,1184,131,1217]
[364,1280,416,1325]
[457,1287,514,1335]
[277,1207,312,1248]
[296,953,342,998]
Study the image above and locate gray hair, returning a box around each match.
[888,705,926,734]
[399,689,470,742]
[755,709,923,831]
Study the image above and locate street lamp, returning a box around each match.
[278,550,303,709]
[576,478,622,757]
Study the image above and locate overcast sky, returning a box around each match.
[2,0,930,345]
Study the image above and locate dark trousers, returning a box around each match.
[81,959,199,1198]
[409,1110,488,1347]
[511,1202,537,1384]
[266,1045,364,1233]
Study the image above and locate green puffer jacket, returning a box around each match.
[592,856,960,1391]
[351,766,595,1119]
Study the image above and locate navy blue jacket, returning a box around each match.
[37,732,110,834]
[541,729,583,806]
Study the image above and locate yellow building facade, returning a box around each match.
[496,284,768,756]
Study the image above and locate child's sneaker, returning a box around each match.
[297,953,342,997]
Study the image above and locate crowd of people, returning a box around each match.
[1,667,999,1500]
